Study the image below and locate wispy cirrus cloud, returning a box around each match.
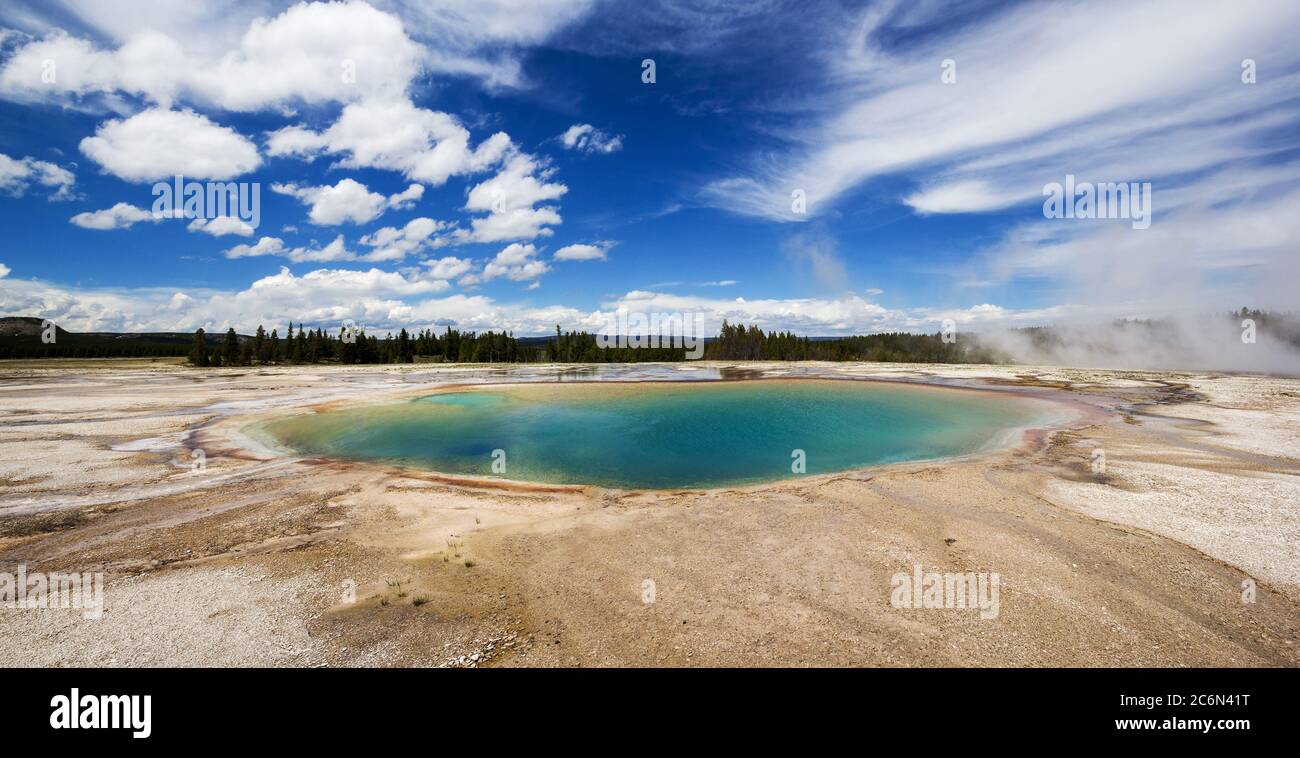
[688,0,1300,321]
[0,151,75,199]
[702,0,1300,222]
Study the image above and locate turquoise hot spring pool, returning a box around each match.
[258,379,1057,489]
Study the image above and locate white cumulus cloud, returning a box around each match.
[224,237,286,259]
[358,217,448,262]
[266,98,512,186]
[482,242,551,282]
[223,235,355,264]
[554,241,615,261]
[559,123,623,154]
[0,2,425,111]
[188,216,254,237]
[457,152,567,243]
[272,178,398,226]
[69,202,162,230]
[79,107,260,181]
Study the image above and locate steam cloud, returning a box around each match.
[974,312,1300,375]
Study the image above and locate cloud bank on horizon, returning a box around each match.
[0,0,1296,348]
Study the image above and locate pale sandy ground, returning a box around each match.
[0,360,1296,667]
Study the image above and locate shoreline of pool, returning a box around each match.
[217,373,1090,495]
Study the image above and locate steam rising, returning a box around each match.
[976,313,1300,375]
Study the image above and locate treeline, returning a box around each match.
[1016,308,1300,354]
[0,340,189,359]
[702,321,1004,362]
[1235,307,1300,349]
[187,324,535,366]
[547,327,690,362]
[188,323,692,366]
[185,320,998,366]
[17,308,1294,365]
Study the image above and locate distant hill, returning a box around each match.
[0,316,67,338]
[0,317,231,359]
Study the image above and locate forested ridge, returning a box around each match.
[3,310,1292,365]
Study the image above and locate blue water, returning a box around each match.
[262,380,1047,489]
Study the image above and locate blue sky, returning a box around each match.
[0,0,1297,336]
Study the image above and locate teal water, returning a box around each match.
[261,380,1049,489]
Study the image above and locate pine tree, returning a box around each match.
[253,325,266,364]
[188,328,209,366]
[222,328,238,365]
[397,328,413,363]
